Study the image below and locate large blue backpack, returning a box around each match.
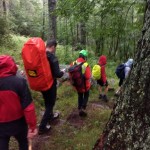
[115,64,125,79]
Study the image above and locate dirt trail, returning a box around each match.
[31,97,116,150]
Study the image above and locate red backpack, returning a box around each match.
[22,37,53,91]
[68,61,88,91]
[68,62,84,88]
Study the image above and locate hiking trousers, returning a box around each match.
[119,78,124,86]
[40,80,57,129]
[78,90,89,110]
[0,117,28,150]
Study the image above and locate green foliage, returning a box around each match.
[0,34,29,64]
[57,0,145,61]
[0,16,11,46]
[56,45,78,64]
[8,0,43,36]
[0,0,145,62]
[0,17,9,36]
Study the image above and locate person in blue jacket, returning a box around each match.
[115,58,133,96]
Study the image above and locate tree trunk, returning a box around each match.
[114,33,119,58]
[108,37,113,57]
[80,22,86,48]
[42,0,46,39]
[95,15,104,55]
[94,1,150,149]
[95,37,104,55]
[2,0,6,16]
[76,23,79,45]
[48,0,57,39]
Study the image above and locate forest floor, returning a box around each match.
[10,80,117,150]
[31,83,116,150]
[32,102,114,150]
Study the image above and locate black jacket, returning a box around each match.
[46,51,64,80]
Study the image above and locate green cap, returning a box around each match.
[79,50,88,57]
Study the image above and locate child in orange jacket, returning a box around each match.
[97,55,109,102]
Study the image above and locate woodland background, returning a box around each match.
[0,0,145,62]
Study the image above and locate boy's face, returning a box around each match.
[53,45,56,53]
[46,45,56,53]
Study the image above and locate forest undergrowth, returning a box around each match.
[0,35,120,150]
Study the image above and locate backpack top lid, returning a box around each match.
[115,64,125,79]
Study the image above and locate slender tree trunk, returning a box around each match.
[42,0,46,39]
[77,23,79,44]
[65,18,69,45]
[70,19,76,52]
[80,22,86,48]
[95,37,104,55]
[114,33,119,58]
[48,0,57,39]
[108,37,114,57]
[3,0,6,16]
[94,1,150,149]
[95,15,104,55]
[95,37,101,55]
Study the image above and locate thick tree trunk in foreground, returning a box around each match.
[94,1,150,150]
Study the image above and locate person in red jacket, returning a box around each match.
[0,55,37,150]
[70,50,91,117]
[97,55,109,102]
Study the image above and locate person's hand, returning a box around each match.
[61,68,66,73]
[27,128,38,139]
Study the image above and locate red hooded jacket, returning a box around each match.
[98,55,107,84]
[70,57,91,92]
[0,55,36,130]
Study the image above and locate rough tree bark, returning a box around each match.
[2,0,6,16]
[42,0,46,39]
[48,0,57,39]
[80,22,86,47]
[94,1,150,149]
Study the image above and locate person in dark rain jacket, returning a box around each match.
[0,55,37,150]
[39,39,65,134]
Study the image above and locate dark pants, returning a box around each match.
[97,80,109,87]
[78,90,89,110]
[39,80,57,129]
[119,78,124,86]
[0,118,28,150]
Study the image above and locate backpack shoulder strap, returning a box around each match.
[82,62,88,74]
[73,60,83,65]
[72,61,76,65]
[83,62,88,67]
